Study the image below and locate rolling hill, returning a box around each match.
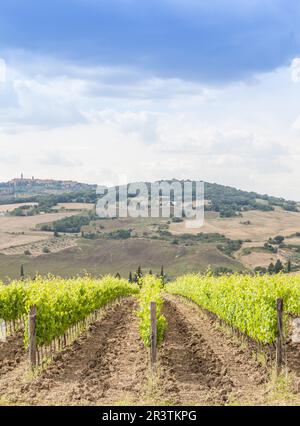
[0,177,299,280]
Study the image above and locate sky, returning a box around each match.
[1,0,300,199]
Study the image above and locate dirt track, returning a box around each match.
[0,295,297,405]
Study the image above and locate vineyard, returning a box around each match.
[137,275,166,347]
[0,276,139,366]
[166,273,300,344]
[1,273,300,405]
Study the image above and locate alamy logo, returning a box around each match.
[96,180,204,229]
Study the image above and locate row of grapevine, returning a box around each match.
[166,273,300,344]
[137,275,167,347]
[0,275,139,347]
[0,280,28,322]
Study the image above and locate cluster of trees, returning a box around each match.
[264,243,278,253]
[154,230,242,256]
[11,205,35,216]
[106,229,132,239]
[82,228,133,240]
[127,265,166,285]
[268,235,285,245]
[157,230,234,244]
[41,213,99,233]
[263,235,285,253]
[8,189,97,215]
[202,182,298,217]
[254,260,292,275]
[213,266,234,276]
[217,239,243,257]
[203,183,274,217]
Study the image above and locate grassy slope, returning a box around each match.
[0,238,243,281]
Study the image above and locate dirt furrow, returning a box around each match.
[158,296,269,405]
[0,331,25,377]
[0,298,148,405]
[0,295,285,406]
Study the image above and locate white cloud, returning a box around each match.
[291,58,300,83]
[0,58,6,83]
[292,114,300,130]
[0,51,211,132]
[0,50,300,199]
[39,151,83,168]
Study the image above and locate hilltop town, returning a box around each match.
[0,175,94,199]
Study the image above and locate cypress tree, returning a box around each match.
[160,265,165,285]
[274,259,284,274]
[137,266,142,278]
[268,262,275,275]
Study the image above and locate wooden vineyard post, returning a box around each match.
[276,298,284,375]
[0,319,6,342]
[150,301,157,372]
[28,305,37,369]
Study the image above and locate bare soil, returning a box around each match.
[1,296,299,406]
[0,331,25,377]
[157,296,270,405]
[0,212,77,254]
[0,299,149,405]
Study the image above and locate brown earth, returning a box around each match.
[0,331,25,377]
[0,299,149,405]
[235,248,289,269]
[0,212,77,253]
[0,212,77,234]
[1,296,300,406]
[157,296,269,405]
[170,209,300,242]
[54,203,94,211]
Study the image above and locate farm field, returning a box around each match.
[0,295,299,405]
[1,274,300,406]
[170,209,300,242]
[0,203,38,213]
[1,199,300,279]
[0,212,77,251]
[170,208,300,270]
[1,237,77,257]
[54,203,94,211]
[0,208,88,265]
[0,212,77,235]
[0,238,242,281]
[236,250,288,269]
